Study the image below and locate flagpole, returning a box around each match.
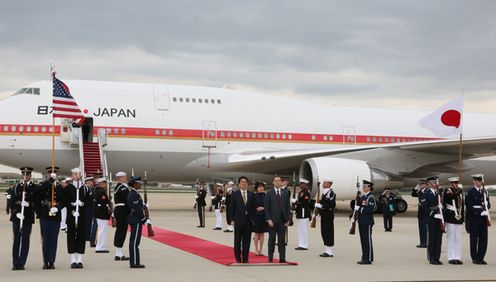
[457,132,463,180]
[50,67,56,211]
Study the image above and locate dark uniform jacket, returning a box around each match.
[442,187,464,224]
[36,179,63,221]
[62,182,92,215]
[114,183,130,212]
[412,187,426,218]
[196,188,207,207]
[94,188,111,220]
[466,187,491,221]
[128,188,147,225]
[212,193,223,210]
[358,192,375,225]
[319,189,336,212]
[295,190,311,219]
[420,189,442,222]
[10,181,37,224]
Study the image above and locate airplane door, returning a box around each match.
[342,126,356,144]
[202,121,217,148]
[153,86,170,111]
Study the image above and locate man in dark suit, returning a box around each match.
[229,176,255,263]
[265,176,291,263]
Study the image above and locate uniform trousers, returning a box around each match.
[446,223,462,260]
[358,224,373,262]
[12,221,32,267]
[96,218,109,251]
[129,223,143,266]
[66,212,86,254]
[214,209,223,228]
[40,219,60,264]
[297,218,309,248]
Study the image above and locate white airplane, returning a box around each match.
[1,79,496,210]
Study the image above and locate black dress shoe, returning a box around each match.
[197,225,205,228]
[49,264,55,269]
[77,263,83,269]
[71,263,78,269]
[279,259,287,263]
[431,261,442,265]
[268,258,273,263]
[448,260,456,264]
[115,256,130,261]
[295,247,308,250]
[18,266,25,270]
[213,227,222,230]
[319,253,333,257]
[357,260,372,265]
[12,266,19,271]
[43,264,49,269]
[416,244,427,248]
[479,260,488,265]
[456,260,463,265]
[96,250,110,253]
[90,243,96,248]
[236,259,241,263]
[130,264,145,269]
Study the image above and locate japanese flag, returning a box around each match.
[418,96,464,137]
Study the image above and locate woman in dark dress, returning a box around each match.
[252,182,268,256]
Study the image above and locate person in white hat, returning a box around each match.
[314,178,336,257]
[94,178,111,253]
[442,177,464,264]
[466,174,491,265]
[212,184,224,230]
[294,179,311,251]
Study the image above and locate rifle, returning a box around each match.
[19,182,27,233]
[108,172,116,227]
[482,183,492,227]
[75,179,80,228]
[143,171,155,237]
[310,182,321,228]
[437,192,445,232]
[193,179,199,209]
[349,177,361,235]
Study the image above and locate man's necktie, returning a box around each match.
[242,191,247,205]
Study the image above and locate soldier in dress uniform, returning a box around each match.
[412,179,428,248]
[84,177,97,248]
[443,176,464,265]
[37,167,63,269]
[113,171,130,261]
[63,167,93,268]
[357,180,375,265]
[315,178,336,257]
[195,182,207,228]
[5,183,13,214]
[380,188,397,232]
[10,167,37,270]
[223,181,235,232]
[127,176,147,268]
[465,174,491,265]
[421,176,443,265]
[212,184,224,230]
[280,177,291,245]
[94,178,111,253]
[60,177,71,231]
[293,179,311,251]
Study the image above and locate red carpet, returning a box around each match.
[140,225,297,266]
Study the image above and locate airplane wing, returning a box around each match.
[223,137,496,176]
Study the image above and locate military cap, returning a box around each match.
[84,176,94,182]
[471,174,484,181]
[19,167,33,175]
[418,179,428,183]
[116,171,127,177]
[322,178,333,183]
[363,180,374,186]
[128,176,142,185]
[71,167,82,174]
[45,166,59,173]
[448,177,460,182]
[96,177,107,184]
[426,176,439,181]
[299,179,309,184]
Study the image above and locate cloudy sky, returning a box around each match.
[1,1,496,111]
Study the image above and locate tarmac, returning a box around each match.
[0,193,495,282]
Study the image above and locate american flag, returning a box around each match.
[52,75,85,125]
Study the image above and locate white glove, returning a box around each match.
[21,201,30,207]
[72,211,80,217]
[354,205,360,211]
[290,198,297,204]
[16,213,25,220]
[75,200,83,206]
[314,203,322,209]
[145,203,150,209]
[481,211,489,216]
[434,214,443,219]
[195,196,198,199]
[50,173,57,179]
[50,207,58,214]
[6,195,11,200]
[145,219,152,225]
[211,196,216,199]
[222,197,226,201]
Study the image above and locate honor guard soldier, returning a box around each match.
[10,167,37,270]
[223,181,235,232]
[195,182,207,228]
[37,167,63,269]
[212,184,224,230]
[421,176,444,265]
[357,180,375,265]
[315,178,336,257]
[63,168,92,268]
[84,177,97,248]
[60,177,71,231]
[128,177,148,268]
[5,183,13,214]
[94,178,111,253]
[293,179,311,250]
[113,171,130,261]
[443,177,464,265]
[280,177,291,245]
[466,174,491,264]
[412,179,428,248]
[380,188,397,232]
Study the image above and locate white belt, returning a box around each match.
[446,204,456,211]
[472,205,482,209]
[115,203,126,207]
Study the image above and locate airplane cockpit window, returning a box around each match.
[13,88,40,96]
